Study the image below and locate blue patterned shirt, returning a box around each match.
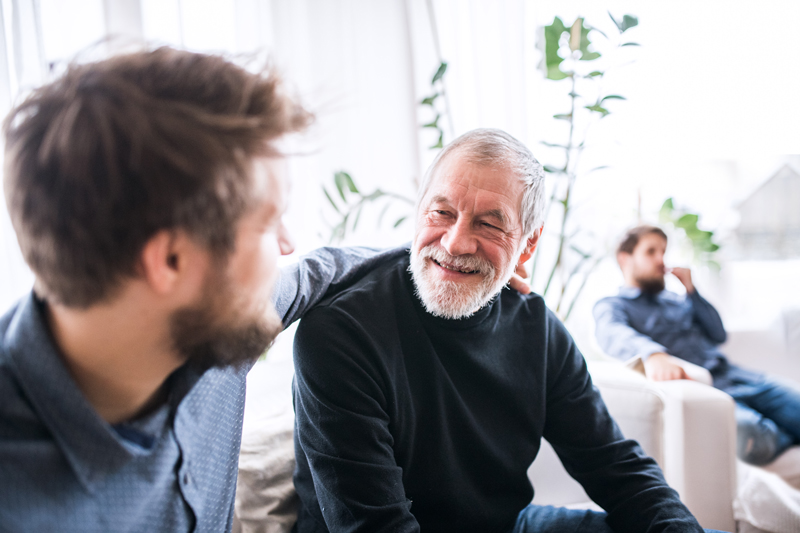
[0,245,406,532]
[593,287,728,372]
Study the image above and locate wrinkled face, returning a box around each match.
[410,153,527,319]
[171,158,294,370]
[626,233,667,294]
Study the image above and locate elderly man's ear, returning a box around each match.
[516,227,543,267]
[508,226,543,295]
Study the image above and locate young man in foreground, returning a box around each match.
[0,47,410,531]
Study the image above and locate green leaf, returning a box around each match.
[569,244,591,259]
[540,140,569,149]
[333,172,348,201]
[543,165,563,173]
[586,71,604,77]
[675,213,699,229]
[429,131,444,150]
[589,165,610,172]
[574,17,601,61]
[323,187,340,213]
[364,190,385,201]
[585,24,607,39]
[336,171,359,194]
[658,198,674,222]
[553,113,572,121]
[609,12,639,33]
[621,42,641,47]
[393,216,407,228]
[584,104,610,116]
[352,205,363,231]
[420,93,439,106]
[543,17,569,80]
[620,14,639,32]
[422,115,440,129]
[431,62,448,84]
[608,11,623,33]
[601,94,626,102]
[568,92,580,98]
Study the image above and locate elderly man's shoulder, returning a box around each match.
[301,251,412,326]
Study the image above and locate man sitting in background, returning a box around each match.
[594,225,800,465]
[292,129,714,532]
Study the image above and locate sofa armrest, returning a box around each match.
[589,360,737,532]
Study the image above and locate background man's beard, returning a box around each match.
[409,244,516,320]
[637,276,666,295]
[170,271,283,372]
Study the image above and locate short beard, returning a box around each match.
[637,276,665,295]
[409,244,516,320]
[170,263,283,373]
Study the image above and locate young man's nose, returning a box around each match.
[279,222,295,256]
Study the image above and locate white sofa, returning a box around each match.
[234,334,739,533]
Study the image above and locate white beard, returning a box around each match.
[409,244,519,320]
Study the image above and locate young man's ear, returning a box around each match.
[139,230,197,295]
[516,226,543,267]
[616,251,631,272]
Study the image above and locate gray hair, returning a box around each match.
[416,128,545,238]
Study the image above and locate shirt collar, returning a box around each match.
[617,286,642,299]
[3,293,167,492]
[617,285,680,303]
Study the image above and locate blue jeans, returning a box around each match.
[510,504,728,532]
[725,376,800,465]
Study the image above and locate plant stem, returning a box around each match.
[544,73,577,298]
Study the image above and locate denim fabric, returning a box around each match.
[729,377,800,465]
[510,505,729,533]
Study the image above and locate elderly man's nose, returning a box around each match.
[441,221,478,256]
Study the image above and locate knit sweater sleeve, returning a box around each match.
[542,311,703,533]
[292,304,419,533]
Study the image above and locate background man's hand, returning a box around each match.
[669,267,695,294]
[509,263,532,295]
[644,352,692,381]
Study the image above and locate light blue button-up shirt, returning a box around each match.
[0,245,406,532]
[593,287,728,372]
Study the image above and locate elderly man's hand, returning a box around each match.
[509,263,532,295]
[644,352,692,381]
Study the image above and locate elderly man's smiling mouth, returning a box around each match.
[431,258,480,275]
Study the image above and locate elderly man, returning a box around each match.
[292,130,714,532]
[594,225,800,466]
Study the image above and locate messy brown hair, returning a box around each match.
[3,47,311,308]
[616,225,668,255]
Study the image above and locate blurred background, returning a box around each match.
[1,0,798,373]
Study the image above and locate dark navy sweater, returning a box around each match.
[293,254,701,533]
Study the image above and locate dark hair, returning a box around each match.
[3,47,312,308]
[617,225,668,255]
